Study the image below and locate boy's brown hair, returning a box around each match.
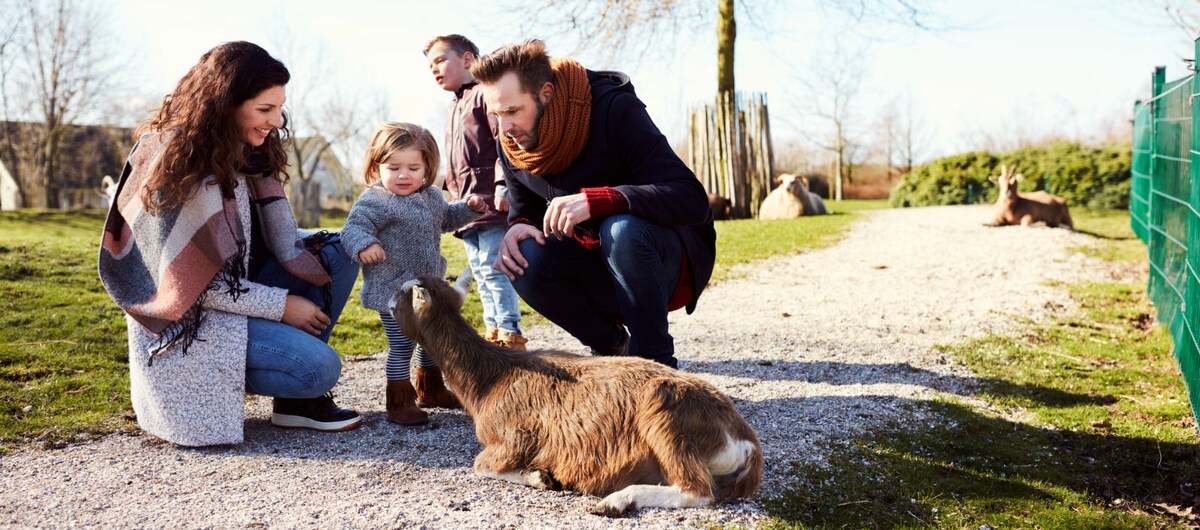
[423,34,480,59]
[362,122,439,192]
[469,39,554,96]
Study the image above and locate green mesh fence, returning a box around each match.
[1131,60,1200,428]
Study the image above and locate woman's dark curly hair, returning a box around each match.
[137,41,291,211]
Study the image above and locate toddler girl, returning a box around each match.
[341,122,486,425]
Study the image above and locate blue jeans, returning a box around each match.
[511,214,682,366]
[462,224,522,334]
[244,236,359,398]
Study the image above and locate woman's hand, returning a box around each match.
[282,295,331,336]
[358,243,386,264]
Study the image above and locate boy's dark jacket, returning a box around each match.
[498,70,716,313]
[443,81,505,236]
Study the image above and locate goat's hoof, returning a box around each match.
[589,501,630,518]
[524,469,563,491]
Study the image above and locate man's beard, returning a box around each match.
[523,97,546,150]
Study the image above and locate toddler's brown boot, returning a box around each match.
[413,367,462,409]
[498,331,528,352]
[386,379,428,425]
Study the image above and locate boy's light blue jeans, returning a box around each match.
[462,224,522,334]
[244,236,359,398]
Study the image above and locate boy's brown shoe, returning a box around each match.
[480,327,500,344]
[413,367,462,409]
[498,332,528,351]
[386,380,429,425]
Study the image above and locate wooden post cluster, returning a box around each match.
[688,91,774,219]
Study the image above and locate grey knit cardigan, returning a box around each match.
[340,185,482,312]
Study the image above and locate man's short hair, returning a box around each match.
[470,39,554,96]
[423,34,480,58]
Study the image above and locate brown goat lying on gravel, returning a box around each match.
[986,164,1073,229]
[390,276,763,517]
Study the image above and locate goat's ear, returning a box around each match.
[412,285,430,311]
[1014,173,1024,182]
[988,175,997,183]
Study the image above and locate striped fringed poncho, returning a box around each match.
[98,132,329,360]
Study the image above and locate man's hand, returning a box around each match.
[358,243,386,264]
[282,295,330,336]
[543,193,591,240]
[493,224,545,280]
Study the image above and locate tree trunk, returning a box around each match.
[42,125,60,209]
[833,120,844,201]
[292,178,322,228]
[717,0,735,95]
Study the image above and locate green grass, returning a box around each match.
[761,208,1200,529]
[0,211,132,449]
[1,202,886,450]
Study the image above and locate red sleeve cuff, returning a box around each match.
[509,217,535,229]
[583,187,630,218]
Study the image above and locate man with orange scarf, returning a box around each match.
[472,39,715,369]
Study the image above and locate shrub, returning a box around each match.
[890,141,1132,209]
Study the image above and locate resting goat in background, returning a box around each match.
[986,164,1073,229]
[708,193,733,220]
[390,276,763,517]
[758,173,827,219]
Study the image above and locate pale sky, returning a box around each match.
[109,0,1190,168]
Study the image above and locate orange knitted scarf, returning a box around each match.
[501,58,592,176]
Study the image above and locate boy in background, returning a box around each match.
[424,34,526,350]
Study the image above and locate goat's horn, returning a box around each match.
[999,163,1007,177]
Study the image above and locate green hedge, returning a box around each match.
[890,141,1132,209]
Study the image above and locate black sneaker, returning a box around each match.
[271,392,362,432]
[589,328,631,357]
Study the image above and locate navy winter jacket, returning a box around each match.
[498,70,716,313]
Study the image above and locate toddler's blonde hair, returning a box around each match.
[362,122,439,191]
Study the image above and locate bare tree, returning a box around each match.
[1162,0,1200,37]
[507,0,946,100]
[13,0,120,208]
[800,40,865,201]
[269,32,389,227]
[0,0,31,208]
[878,92,932,173]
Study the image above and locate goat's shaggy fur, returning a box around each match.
[390,276,763,517]
[758,173,827,219]
[987,164,1073,229]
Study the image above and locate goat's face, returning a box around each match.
[988,164,1022,203]
[781,174,811,196]
[389,275,466,340]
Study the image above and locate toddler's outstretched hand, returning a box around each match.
[359,243,386,264]
[466,194,488,213]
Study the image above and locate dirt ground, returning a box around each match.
[0,205,1119,529]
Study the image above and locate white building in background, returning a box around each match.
[1,160,19,211]
[286,136,354,210]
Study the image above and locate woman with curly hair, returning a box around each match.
[99,41,361,446]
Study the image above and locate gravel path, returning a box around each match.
[0,205,1122,529]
